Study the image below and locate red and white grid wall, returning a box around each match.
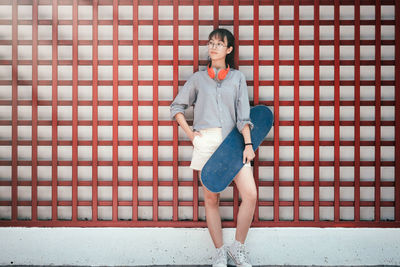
[0,0,399,227]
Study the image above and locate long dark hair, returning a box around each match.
[207,28,236,69]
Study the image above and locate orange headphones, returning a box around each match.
[207,63,230,81]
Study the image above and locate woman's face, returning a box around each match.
[207,35,233,64]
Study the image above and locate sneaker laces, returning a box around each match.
[213,246,227,264]
[231,242,251,264]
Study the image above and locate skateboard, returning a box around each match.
[200,105,273,193]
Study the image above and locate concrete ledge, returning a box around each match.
[1,227,399,266]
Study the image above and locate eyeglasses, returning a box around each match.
[207,41,227,50]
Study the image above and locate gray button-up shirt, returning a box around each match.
[170,68,254,140]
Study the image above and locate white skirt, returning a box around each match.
[189,127,251,171]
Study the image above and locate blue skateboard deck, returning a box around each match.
[200,105,273,193]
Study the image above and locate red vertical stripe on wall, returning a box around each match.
[51,0,58,221]
[293,0,300,222]
[395,0,400,222]
[333,0,340,222]
[273,0,280,222]
[375,0,382,222]
[153,1,159,221]
[354,0,361,222]
[213,0,219,29]
[92,0,99,222]
[132,0,139,221]
[32,0,38,221]
[112,0,119,221]
[11,0,18,221]
[172,0,179,221]
[72,0,79,222]
[313,0,320,223]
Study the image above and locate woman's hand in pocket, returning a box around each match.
[190,131,202,145]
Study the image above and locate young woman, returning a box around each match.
[170,28,256,267]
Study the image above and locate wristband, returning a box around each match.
[245,143,253,146]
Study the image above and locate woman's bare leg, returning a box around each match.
[233,166,257,243]
[199,171,224,248]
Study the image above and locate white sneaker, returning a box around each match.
[226,240,252,267]
[212,245,227,267]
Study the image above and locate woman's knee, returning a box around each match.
[200,171,220,207]
[204,191,220,207]
[242,187,257,204]
[235,169,258,204]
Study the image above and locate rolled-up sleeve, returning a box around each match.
[236,73,254,133]
[170,74,197,120]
